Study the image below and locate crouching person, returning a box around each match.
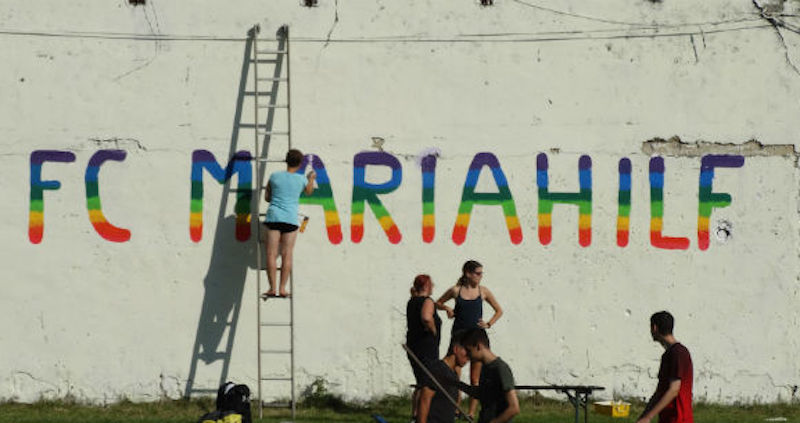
[456,328,519,423]
[417,332,471,423]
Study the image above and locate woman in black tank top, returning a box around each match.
[406,274,441,421]
[435,260,504,419]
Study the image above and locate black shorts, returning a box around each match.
[407,353,436,388]
[264,222,299,233]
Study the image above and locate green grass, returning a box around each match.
[0,394,798,423]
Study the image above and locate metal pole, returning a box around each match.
[250,23,263,420]
[582,393,589,423]
[281,25,296,422]
[401,344,474,423]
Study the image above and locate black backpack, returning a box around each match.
[215,382,252,423]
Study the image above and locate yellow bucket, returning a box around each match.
[593,401,631,418]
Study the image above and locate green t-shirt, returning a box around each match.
[477,357,515,423]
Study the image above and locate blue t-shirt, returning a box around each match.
[265,171,307,225]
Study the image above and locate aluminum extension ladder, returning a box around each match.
[249,24,296,421]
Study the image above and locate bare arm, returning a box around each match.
[636,379,681,423]
[456,381,481,399]
[435,286,457,319]
[421,298,437,336]
[455,365,462,414]
[264,182,272,202]
[479,287,503,328]
[304,171,316,195]
[490,390,520,423]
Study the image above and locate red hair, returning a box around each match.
[412,274,432,293]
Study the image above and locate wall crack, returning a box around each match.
[89,137,148,151]
[641,136,797,159]
[114,0,162,81]
[752,0,800,76]
[324,0,340,48]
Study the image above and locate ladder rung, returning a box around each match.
[256,131,289,136]
[251,59,278,63]
[258,77,288,82]
[243,91,273,96]
[261,349,292,354]
[257,104,289,109]
[260,377,292,381]
[239,123,268,128]
[257,50,287,54]
[257,158,286,163]
[261,322,291,327]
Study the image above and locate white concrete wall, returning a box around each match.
[1,0,799,404]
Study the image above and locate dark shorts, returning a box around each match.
[265,222,299,233]
[407,352,437,388]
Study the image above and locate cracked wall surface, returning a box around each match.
[1,0,799,405]
[642,136,797,158]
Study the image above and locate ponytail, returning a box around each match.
[458,260,482,286]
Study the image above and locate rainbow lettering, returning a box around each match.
[298,154,343,244]
[452,153,522,245]
[617,158,631,247]
[536,154,592,247]
[86,150,131,242]
[351,151,402,244]
[421,154,437,243]
[698,154,744,250]
[649,157,689,250]
[29,150,76,244]
[190,150,253,243]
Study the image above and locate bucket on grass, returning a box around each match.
[593,400,631,418]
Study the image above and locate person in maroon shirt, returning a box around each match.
[637,311,693,423]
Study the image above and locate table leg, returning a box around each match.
[581,392,588,423]
[563,390,579,423]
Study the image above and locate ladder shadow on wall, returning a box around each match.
[184,27,286,398]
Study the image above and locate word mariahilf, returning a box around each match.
[28,149,744,250]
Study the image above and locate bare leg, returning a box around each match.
[468,359,482,417]
[264,229,281,296]
[411,387,420,421]
[417,386,435,423]
[278,230,299,296]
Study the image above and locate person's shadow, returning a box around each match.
[183,29,257,398]
[184,213,256,397]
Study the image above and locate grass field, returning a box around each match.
[1,394,798,423]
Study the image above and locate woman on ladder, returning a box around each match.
[261,149,315,298]
[435,260,503,420]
